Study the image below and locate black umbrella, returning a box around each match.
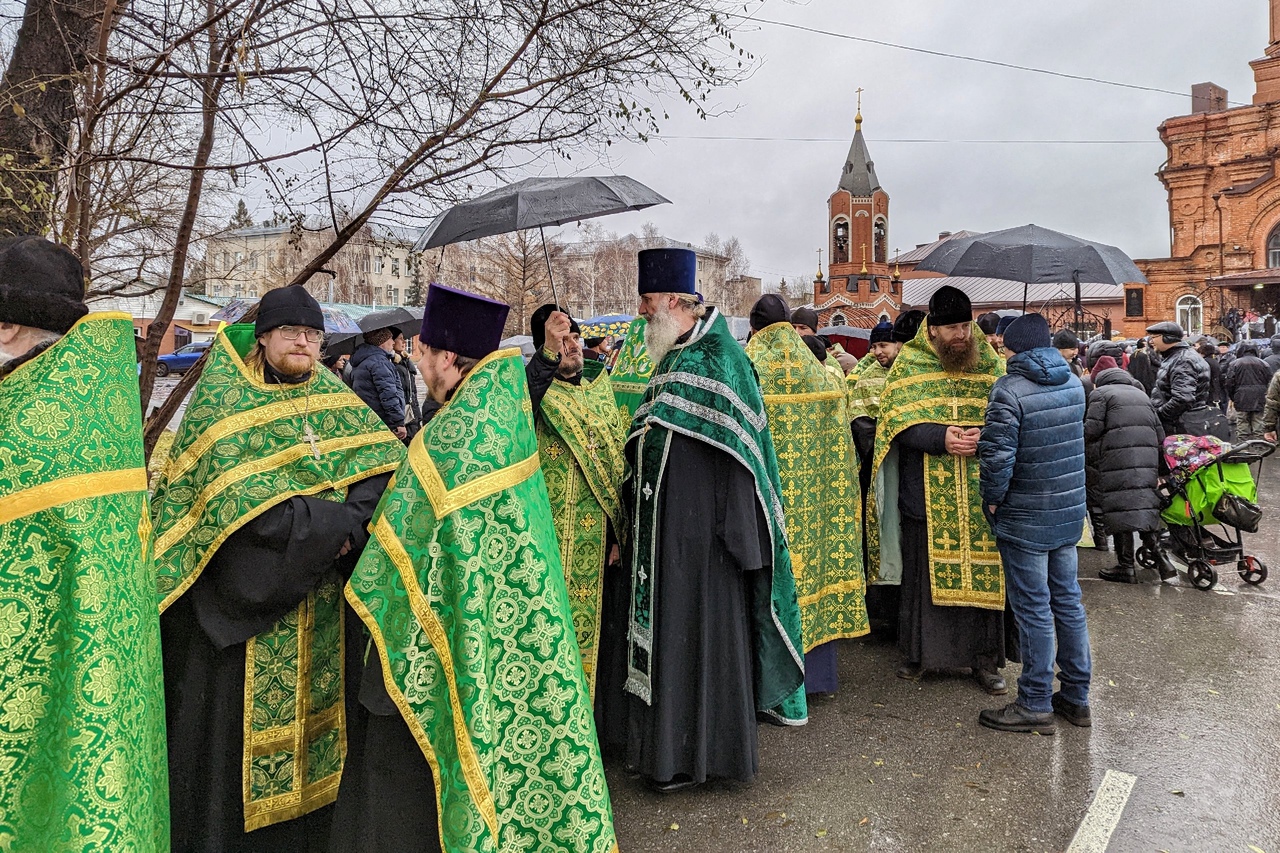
[914,224,1148,319]
[413,175,671,304]
[325,307,420,357]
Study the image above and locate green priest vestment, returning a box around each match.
[628,309,807,724]
[151,323,404,831]
[610,317,653,418]
[535,360,627,698]
[745,322,868,650]
[346,348,618,853]
[0,313,169,851]
[866,322,1005,609]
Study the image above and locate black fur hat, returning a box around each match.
[0,236,88,334]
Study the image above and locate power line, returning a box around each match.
[734,15,1245,106]
[661,135,1159,144]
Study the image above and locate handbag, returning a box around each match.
[1178,405,1231,441]
[1214,492,1262,533]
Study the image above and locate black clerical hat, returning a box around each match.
[749,294,790,332]
[638,248,697,296]
[870,320,894,344]
[0,236,88,334]
[530,303,581,351]
[419,283,510,359]
[927,285,972,327]
[256,285,324,336]
[892,309,926,343]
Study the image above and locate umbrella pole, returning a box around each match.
[1022,282,1028,314]
[539,225,562,309]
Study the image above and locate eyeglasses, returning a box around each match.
[277,326,324,343]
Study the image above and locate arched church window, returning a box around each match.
[873,218,887,264]
[1176,294,1203,336]
[832,219,850,265]
[830,313,847,325]
[1267,224,1280,267]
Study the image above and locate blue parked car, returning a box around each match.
[156,341,210,376]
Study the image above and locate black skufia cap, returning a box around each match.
[255,285,324,336]
[0,236,88,334]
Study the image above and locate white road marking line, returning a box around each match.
[1065,769,1137,853]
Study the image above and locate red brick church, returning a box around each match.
[1131,0,1280,340]
[811,101,904,327]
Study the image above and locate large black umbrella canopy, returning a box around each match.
[356,307,419,336]
[413,175,671,252]
[915,224,1148,317]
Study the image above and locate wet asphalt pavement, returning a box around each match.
[606,460,1280,853]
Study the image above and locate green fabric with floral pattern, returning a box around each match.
[0,313,169,851]
[150,322,404,830]
[610,316,652,418]
[535,360,628,697]
[346,348,618,853]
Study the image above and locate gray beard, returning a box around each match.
[644,307,684,364]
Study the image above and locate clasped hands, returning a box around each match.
[944,425,980,457]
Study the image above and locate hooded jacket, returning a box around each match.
[1150,342,1210,430]
[1083,367,1164,533]
[1224,347,1274,413]
[349,342,406,429]
[978,346,1086,551]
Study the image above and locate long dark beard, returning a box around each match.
[936,336,980,374]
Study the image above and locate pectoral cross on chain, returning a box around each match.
[302,423,321,460]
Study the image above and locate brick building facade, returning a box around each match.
[1131,0,1280,340]
[812,106,903,326]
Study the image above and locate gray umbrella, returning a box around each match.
[413,175,670,305]
[357,307,419,336]
[914,224,1148,318]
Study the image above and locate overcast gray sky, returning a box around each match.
[547,0,1266,287]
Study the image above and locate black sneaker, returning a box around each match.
[1051,693,1092,728]
[978,702,1055,735]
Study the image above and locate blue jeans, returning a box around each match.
[996,540,1092,713]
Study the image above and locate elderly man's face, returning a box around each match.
[637,292,676,320]
[1149,335,1177,353]
[558,334,584,378]
[261,325,322,377]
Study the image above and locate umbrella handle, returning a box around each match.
[540,225,561,309]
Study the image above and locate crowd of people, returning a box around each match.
[3,232,1279,851]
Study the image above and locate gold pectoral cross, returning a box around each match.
[302,423,321,460]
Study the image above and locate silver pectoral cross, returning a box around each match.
[302,423,321,460]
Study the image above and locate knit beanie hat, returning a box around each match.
[791,307,821,334]
[1002,313,1051,354]
[995,315,1018,337]
[1090,354,1119,381]
[0,236,89,334]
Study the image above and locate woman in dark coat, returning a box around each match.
[1084,356,1177,583]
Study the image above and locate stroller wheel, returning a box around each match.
[1135,546,1158,571]
[1238,556,1268,586]
[1188,560,1218,591]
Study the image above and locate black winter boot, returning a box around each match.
[1091,515,1109,552]
[1141,531,1178,583]
[1099,533,1138,583]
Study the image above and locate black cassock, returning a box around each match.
[162,472,391,853]
[893,423,1008,671]
[605,431,772,785]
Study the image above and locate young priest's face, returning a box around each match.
[261,325,322,376]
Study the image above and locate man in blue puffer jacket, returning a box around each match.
[977,313,1091,735]
[349,327,408,441]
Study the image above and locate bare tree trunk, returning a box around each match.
[0,0,109,236]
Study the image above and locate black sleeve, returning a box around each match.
[897,422,950,456]
[525,350,559,412]
[191,473,392,649]
[852,416,877,461]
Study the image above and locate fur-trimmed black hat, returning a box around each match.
[870,320,895,344]
[927,285,972,327]
[0,236,88,334]
[255,285,324,337]
[892,309,927,343]
[1052,328,1080,350]
[749,294,791,332]
[530,303,580,351]
[976,312,1001,335]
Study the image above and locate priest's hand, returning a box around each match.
[608,544,621,567]
[338,538,352,558]
[394,426,408,440]
[944,425,978,457]
[545,311,572,353]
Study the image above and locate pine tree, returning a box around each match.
[405,258,426,306]
[229,199,254,230]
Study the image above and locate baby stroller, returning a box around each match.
[1150,435,1274,590]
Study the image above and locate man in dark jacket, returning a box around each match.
[1266,335,1280,374]
[977,313,1090,735]
[1127,338,1158,395]
[1147,321,1210,435]
[1225,340,1273,441]
[1085,356,1176,584]
[390,329,422,439]
[1198,342,1226,413]
[349,327,407,440]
